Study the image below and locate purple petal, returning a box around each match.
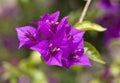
[41,14,50,21]
[30,40,50,61]
[38,22,53,40]
[16,26,39,48]
[40,50,50,61]
[60,40,70,59]
[62,59,70,69]
[57,16,69,32]
[77,39,84,49]
[30,40,49,52]
[51,30,65,47]
[70,28,85,43]
[70,54,92,67]
[49,11,60,22]
[41,11,60,22]
[47,51,63,67]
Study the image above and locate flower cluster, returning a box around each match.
[16,11,91,68]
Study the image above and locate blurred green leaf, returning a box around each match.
[29,51,41,65]
[10,77,17,83]
[74,21,106,32]
[90,79,100,83]
[68,9,82,25]
[84,41,105,64]
[3,62,22,77]
[70,65,83,72]
[110,38,120,46]
[110,60,120,76]
[32,70,48,83]
[111,64,120,77]
[117,79,120,83]
[19,59,34,75]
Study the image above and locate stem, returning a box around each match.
[79,0,92,22]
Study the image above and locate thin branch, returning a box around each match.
[79,0,92,22]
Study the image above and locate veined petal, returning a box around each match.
[30,40,50,61]
[77,39,84,49]
[47,51,63,67]
[70,28,85,43]
[38,22,53,40]
[41,14,49,21]
[30,40,49,52]
[41,11,60,22]
[51,30,65,47]
[16,26,39,48]
[62,59,70,69]
[70,54,92,67]
[33,11,60,26]
[57,16,69,32]
[49,11,60,22]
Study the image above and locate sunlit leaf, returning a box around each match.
[74,21,106,32]
[84,41,105,64]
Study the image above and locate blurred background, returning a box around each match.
[0,0,120,83]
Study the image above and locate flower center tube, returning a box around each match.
[68,49,82,61]
[49,43,60,54]
[67,34,73,40]
[68,54,80,61]
[25,30,36,41]
[46,20,59,33]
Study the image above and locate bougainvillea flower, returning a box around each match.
[97,0,118,13]
[62,28,91,68]
[67,28,85,43]
[63,53,91,68]
[16,26,40,48]
[37,16,69,40]
[41,11,60,22]
[31,11,60,25]
[31,17,70,66]
[16,11,92,68]
[31,41,63,66]
[31,33,68,66]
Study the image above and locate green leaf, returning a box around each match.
[74,21,106,32]
[84,41,105,64]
